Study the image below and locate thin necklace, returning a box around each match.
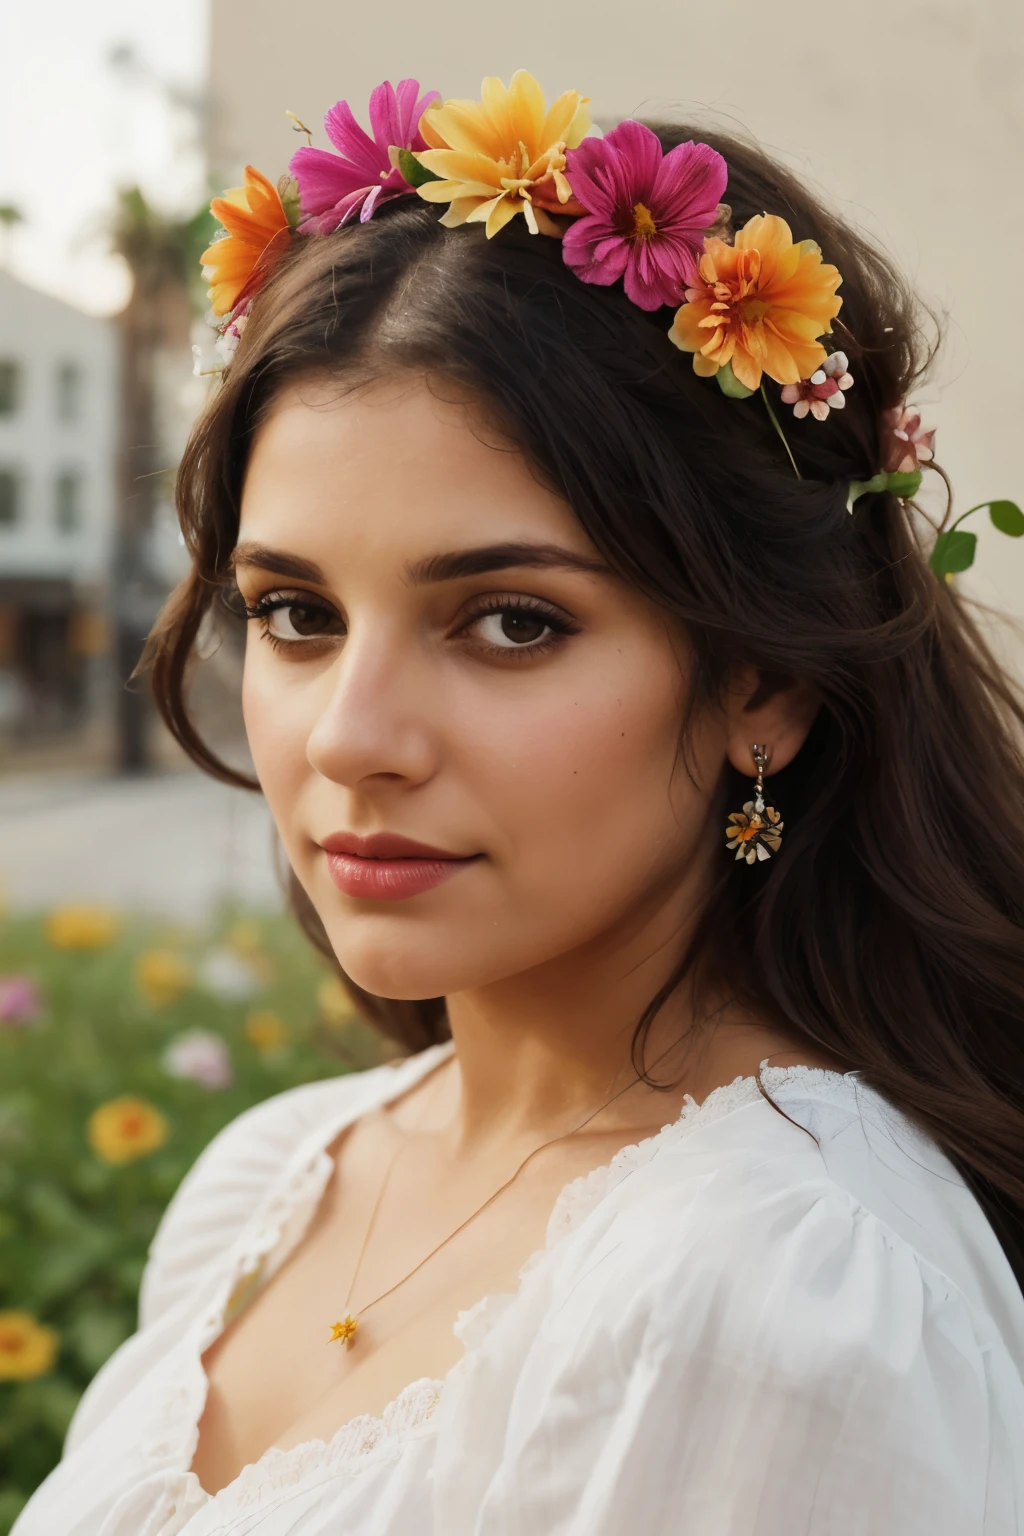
[328,1059,650,1348]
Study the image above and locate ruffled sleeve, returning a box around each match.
[64,1072,375,1458]
[433,1172,1021,1535]
[138,1074,363,1330]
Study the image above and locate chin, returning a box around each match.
[321,916,486,1002]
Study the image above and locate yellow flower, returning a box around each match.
[88,1096,169,1165]
[226,919,262,956]
[414,70,590,238]
[317,975,356,1029]
[0,1311,59,1380]
[45,905,119,950]
[135,950,192,1007]
[245,1009,290,1052]
[669,213,842,392]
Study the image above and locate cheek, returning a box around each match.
[460,649,701,893]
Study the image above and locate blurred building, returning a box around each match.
[0,271,118,743]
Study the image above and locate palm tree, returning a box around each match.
[108,188,215,772]
[0,205,24,268]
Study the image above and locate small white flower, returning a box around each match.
[162,1029,233,1090]
[199,949,261,1001]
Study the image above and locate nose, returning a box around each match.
[305,625,440,791]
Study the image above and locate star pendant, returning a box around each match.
[329,1314,358,1346]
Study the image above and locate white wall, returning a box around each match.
[0,271,118,584]
[207,0,1024,652]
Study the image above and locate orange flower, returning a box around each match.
[0,1312,59,1381]
[669,214,842,392]
[201,166,292,318]
[414,71,590,237]
[88,1096,169,1166]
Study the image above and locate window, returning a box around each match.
[56,362,82,422]
[54,470,82,534]
[0,470,19,527]
[0,360,19,417]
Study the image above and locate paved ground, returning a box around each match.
[0,769,283,919]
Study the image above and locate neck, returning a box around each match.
[438,849,725,1155]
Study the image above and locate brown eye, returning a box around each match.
[266,603,335,639]
[474,609,553,648]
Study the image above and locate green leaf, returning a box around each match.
[396,148,441,188]
[715,360,755,400]
[929,529,977,577]
[884,469,923,500]
[989,499,1024,537]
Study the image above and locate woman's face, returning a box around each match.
[235,375,730,1002]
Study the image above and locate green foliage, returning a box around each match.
[0,906,384,1527]
[928,499,1023,578]
[846,469,922,510]
[395,148,441,187]
[715,360,755,399]
[929,529,978,578]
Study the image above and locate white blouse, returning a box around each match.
[13,1041,1024,1535]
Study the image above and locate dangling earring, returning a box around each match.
[725,743,784,864]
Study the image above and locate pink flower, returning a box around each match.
[562,122,727,311]
[162,1029,233,1091]
[0,976,41,1027]
[780,351,854,421]
[882,406,936,473]
[290,78,440,234]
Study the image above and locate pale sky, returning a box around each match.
[0,0,208,315]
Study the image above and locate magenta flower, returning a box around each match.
[0,976,41,1027]
[290,78,440,234]
[562,122,728,312]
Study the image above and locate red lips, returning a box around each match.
[319,831,480,901]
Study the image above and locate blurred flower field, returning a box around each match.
[0,901,386,1530]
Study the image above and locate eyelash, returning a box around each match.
[241,589,579,660]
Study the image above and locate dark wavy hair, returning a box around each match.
[145,124,1024,1285]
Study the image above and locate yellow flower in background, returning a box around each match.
[135,950,192,1007]
[0,1311,59,1381]
[317,975,356,1029]
[226,919,263,956]
[245,1009,290,1053]
[46,905,119,950]
[88,1096,169,1166]
[414,71,590,237]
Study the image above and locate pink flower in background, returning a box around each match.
[562,122,728,311]
[780,351,855,421]
[0,976,41,1027]
[883,406,936,473]
[162,1030,233,1091]
[290,78,440,233]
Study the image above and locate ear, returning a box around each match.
[723,666,821,778]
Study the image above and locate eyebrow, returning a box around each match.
[231,540,610,586]
[405,542,610,584]
[231,543,328,583]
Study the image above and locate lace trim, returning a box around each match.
[215,1377,444,1511]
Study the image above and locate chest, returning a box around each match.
[188,1111,641,1495]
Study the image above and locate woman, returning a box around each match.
[15,71,1024,1534]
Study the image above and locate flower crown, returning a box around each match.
[200,70,1022,577]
